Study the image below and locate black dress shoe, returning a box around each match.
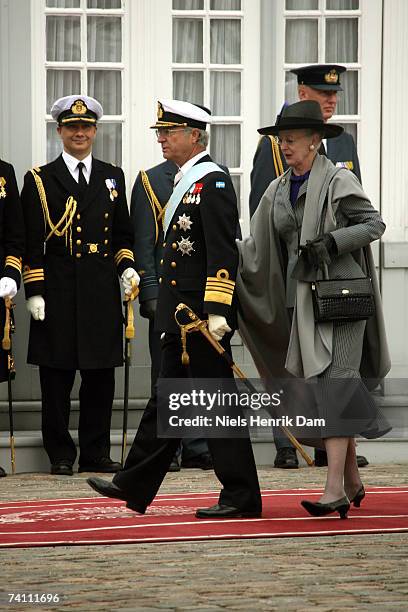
[274,447,299,469]
[0,466,6,477]
[357,455,369,468]
[86,477,145,514]
[301,496,350,519]
[51,461,73,476]
[181,452,213,470]
[315,450,369,468]
[195,503,261,519]
[78,457,122,473]
[168,455,181,472]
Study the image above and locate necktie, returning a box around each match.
[77,161,88,195]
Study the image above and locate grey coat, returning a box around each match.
[237,154,391,389]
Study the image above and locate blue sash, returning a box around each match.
[163,162,225,236]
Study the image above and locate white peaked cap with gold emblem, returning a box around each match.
[150,99,212,130]
[51,95,103,125]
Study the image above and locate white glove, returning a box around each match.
[27,295,45,321]
[0,277,17,298]
[208,314,231,341]
[121,267,140,295]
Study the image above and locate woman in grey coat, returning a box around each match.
[238,101,391,519]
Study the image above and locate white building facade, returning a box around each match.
[0,0,407,405]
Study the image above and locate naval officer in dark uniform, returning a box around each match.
[0,159,25,477]
[21,95,139,476]
[250,64,361,219]
[88,99,262,519]
[131,160,213,471]
[249,64,367,470]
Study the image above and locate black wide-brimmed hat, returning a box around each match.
[258,100,343,139]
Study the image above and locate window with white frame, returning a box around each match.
[44,0,124,164]
[172,0,243,213]
[283,0,360,143]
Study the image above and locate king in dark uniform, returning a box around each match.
[0,159,25,477]
[87,99,262,519]
[21,95,139,476]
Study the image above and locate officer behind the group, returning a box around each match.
[249,64,367,470]
[21,95,139,476]
[0,159,25,478]
[87,99,262,519]
[131,160,213,471]
[249,64,361,218]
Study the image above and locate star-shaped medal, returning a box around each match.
[177,214,193,231]
[177,236,195,256]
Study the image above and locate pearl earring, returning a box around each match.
[309,144,315,151]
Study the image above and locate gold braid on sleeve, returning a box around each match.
[269,136,285,177]
[140,170,163,244]
[30,169,77,254]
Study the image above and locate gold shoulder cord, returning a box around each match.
[140,170,163,245]
[268,136,284,177]
[30,169,77,254]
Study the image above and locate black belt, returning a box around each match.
[46,243,112,256]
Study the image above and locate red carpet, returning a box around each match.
[0,487,407,548]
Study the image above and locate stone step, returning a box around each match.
[0,427,407,475]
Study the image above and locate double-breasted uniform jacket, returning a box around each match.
[21,154,135,370]
[130,160,177,305]
[155,154,239,335]
[249,131,361,217]
[0,160,25,382]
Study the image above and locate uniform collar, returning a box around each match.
[62,150,92,174]
[177,150,208,177]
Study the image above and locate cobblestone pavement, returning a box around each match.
[0,464,407,612]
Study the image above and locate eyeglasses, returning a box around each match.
[275,135,307,146]
[155,128,187,138]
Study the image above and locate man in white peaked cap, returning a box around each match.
[87,99,262,519]
[21,94,139,476]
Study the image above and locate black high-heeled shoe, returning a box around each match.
[301,496,350,519]
[348,485,365,508]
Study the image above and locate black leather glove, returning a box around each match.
[301,233,337,270]
[140,298,157,320]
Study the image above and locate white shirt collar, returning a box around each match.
[177,150,208,178]
[62,150,92,177]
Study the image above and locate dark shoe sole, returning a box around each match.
[51,466,73,476]
[195,510,262,519]
[78,466,121,473]
[274,463,299,469]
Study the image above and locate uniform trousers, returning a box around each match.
[40,366,115,465]
[148,319,209,460]
[113,332,262,513]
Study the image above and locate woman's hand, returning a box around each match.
[301,233,337,270]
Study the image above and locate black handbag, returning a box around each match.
[310,197,376,323]
[311,272,375,323]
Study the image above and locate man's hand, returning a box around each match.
[0,277,17,299]
[27,295,45,321]
[208,314,231,341]
[140,298,157,320]
[121,267,140,295]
